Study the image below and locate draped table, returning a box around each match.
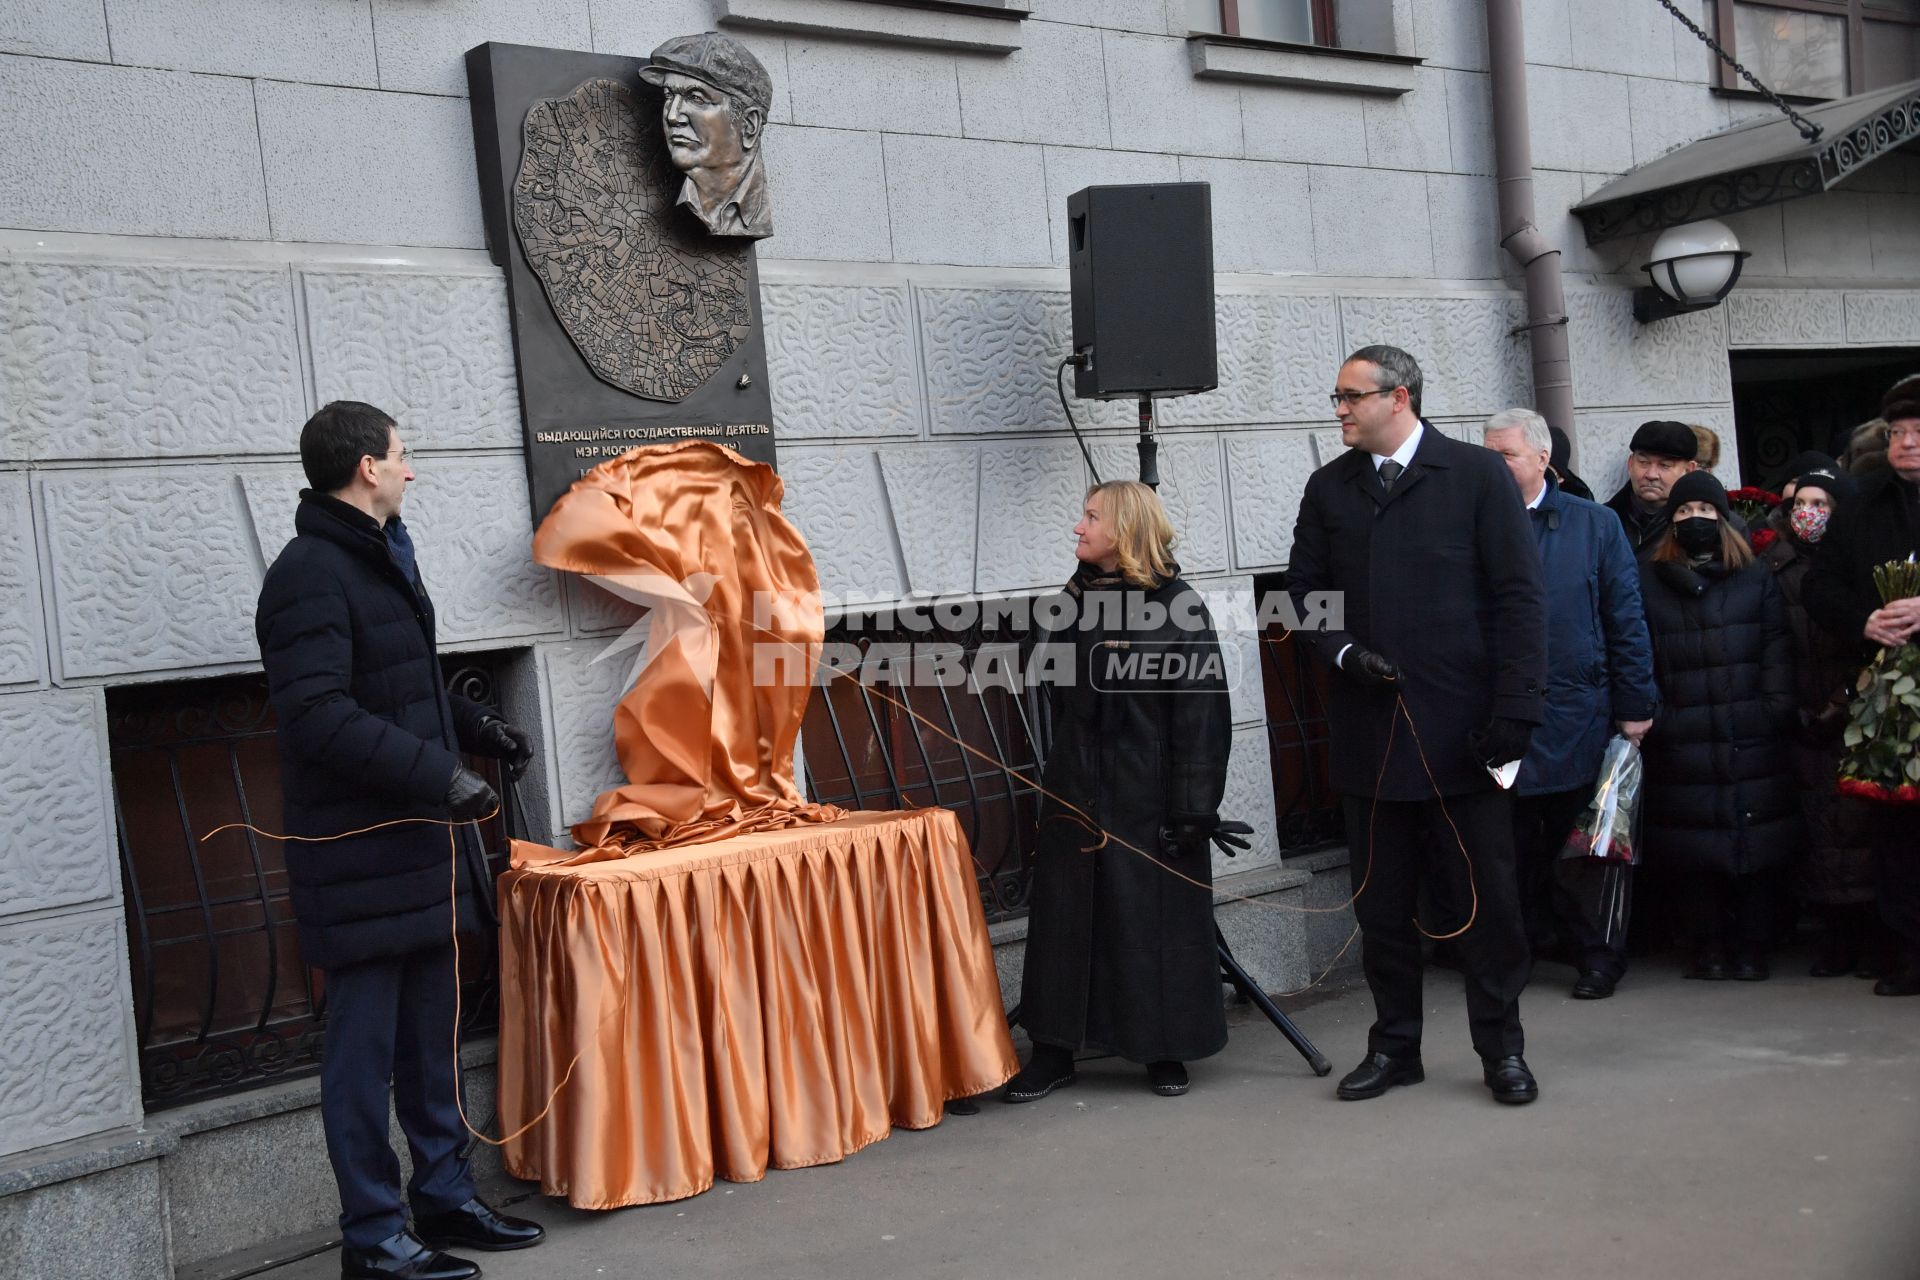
[496,806,1019,1209]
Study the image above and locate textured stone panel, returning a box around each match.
[5,261,301,461]
[877,444,977,598]
[1175,157,1314,275]
[882,135,1051,267]
[787,39,961,136]
[0,57,268,239]
[1726,290,1847,348]
[779,449,903,606]
[1426,173,1504,280]
[1573,405,1736,502]
[1194,575,1264,728]
[1310,427,1349,467]
[1845,291,1920,345]
[1,4,110,59]
[1218,725,1279,876]
[1339,294,1530,419]
[0,691,115,918]
[1240,85,1369,167]
[918,288,1131,435]
[105,0,378,85]
[1087,436,1229,576]
[1310,164,1434,278]
[763,283,920,440]
[1225,431,1317,571]
[256,82,485,250]
[762,126,894,264]
[565,576,646,638]
[1566,290,1731,411]
[538,642,630,830]
[403,458,564,646]
[976,442,1087,594]
[1363,67,1454,171]
[238,462,306,566]
[0,1160,167,1279]
[0,910,140,1155]
[1160,293,1342,427]
[303,271,520,451]
[42,470,260,678]
[1102,31,1243,158]
[1524,65,1632,175]
[1039,145,1182,266]
[371,0,593,96]
[1569,0,1676,78]
[955,19,1109,148]
[0,473,43,685]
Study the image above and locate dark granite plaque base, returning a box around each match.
[467,41,778,527]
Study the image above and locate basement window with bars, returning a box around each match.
[109,656,528,1109]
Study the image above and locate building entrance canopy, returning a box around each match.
[1574,78,1920,245]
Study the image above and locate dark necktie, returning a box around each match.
[1379,459,1404,494]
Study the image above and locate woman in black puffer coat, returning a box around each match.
[1641,472,1799,980]
[1006,480,1232,1104]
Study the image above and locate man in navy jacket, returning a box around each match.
[257,402,544,1280]
[1485,410,1659,1000]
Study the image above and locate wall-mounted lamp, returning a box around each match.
[1634,218,1750,323]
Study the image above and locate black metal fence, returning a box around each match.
[109,658,522,1110]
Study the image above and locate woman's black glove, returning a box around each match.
[475,716,534,780]
[1469,717,1534,768]
[444,765,500,822]
[1342,646,1399,688]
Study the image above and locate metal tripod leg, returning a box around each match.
[1216,926,1331,1077]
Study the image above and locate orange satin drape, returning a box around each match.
[498,443,1017,1208]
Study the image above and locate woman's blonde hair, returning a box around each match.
[1086,480,1178,588]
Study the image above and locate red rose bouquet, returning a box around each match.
[1838,558,1920,806]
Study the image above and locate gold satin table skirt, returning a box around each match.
[497,807,1020,1209]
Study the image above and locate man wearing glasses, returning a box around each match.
[1287,346,1548,1106]
[1806,378,1920,998]
[256,401,543,1278]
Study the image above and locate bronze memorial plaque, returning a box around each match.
[467,40,778,527]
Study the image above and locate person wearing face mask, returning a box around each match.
[1760,470,1886,979]
[1639,471,1799,982]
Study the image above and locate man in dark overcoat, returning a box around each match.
[1603,420,1698,561]
[256,401,544,1279]
[1805,377,1920,996]
[1288,346,1548,1105]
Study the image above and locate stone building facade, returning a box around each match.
[2,0,1918,1273]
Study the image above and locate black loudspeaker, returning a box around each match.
[1068,183,1217,400]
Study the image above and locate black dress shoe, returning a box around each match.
[1684,950,1729,980]
[1146,1060,1189,1096]
[1570,970,1617,999]
[1482,1055,1539,1105]
[414,1199,544,1253]
[341,1230,479,1280]
[1335,1051,1424,1100]
[1731,954,1770,982]
[1873,964,1920,997]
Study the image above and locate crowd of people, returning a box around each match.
[1004,348,1920,1113]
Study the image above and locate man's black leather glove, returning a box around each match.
[476,716,535,780]
[444,765,500,822]
[1342,646,1399,689]
[1469,717,1534,768]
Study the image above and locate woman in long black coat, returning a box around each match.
[1759,469,1882,976]
[1006,480,1232,1103]
[1641,472,1799,980]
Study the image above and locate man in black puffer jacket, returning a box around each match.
[257,401,544,1280]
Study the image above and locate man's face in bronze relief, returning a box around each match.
[658,70,757,175]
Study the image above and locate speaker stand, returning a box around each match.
[1137,395,1158,487]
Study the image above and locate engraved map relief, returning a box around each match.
[514,77,752,402]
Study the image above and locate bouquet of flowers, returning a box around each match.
[1838,557,1920,805]
[1728,485,1782,553]
[1556,735,1643,946]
